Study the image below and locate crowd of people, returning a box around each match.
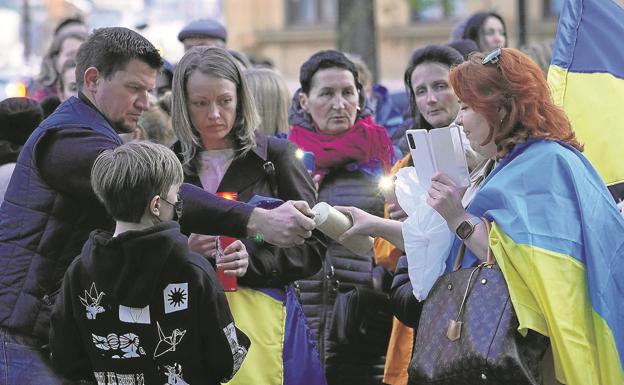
[0,10,622,385]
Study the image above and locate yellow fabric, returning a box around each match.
[489,223,624,385]
[374,236,403,271]
[375,153,414,385]
[382,317,413,385]
[224,287,286,385]
[547,66,624,187]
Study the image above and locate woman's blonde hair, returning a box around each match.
[171,47,259,174]
[244,68,291,136]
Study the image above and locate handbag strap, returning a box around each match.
[482,217,495,266]
[263,160,279,197]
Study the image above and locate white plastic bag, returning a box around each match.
[395,167,454,301]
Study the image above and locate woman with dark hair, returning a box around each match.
[171,46,325,385]
[462,11,507,52]
[340,48,624,384]
[378,44,482,385]
[289,49,394,385]
[404,45,464,131]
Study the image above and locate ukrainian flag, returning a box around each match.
[450,140,624,384]
[547,0,624,200]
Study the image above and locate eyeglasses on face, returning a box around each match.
[481,48,502,65]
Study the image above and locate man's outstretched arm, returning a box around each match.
[180,184,316,247]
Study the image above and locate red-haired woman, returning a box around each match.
[427,48,623,384]
[339,48,624,384]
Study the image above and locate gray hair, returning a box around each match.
[91,141,184,222]
[244,68,291,136]
[172,46,259,175]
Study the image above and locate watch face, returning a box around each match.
[456,221,472,240]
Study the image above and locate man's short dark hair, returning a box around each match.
[299,50,362,96]
[75,27,163,89]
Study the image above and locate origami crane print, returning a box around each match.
[79,282,105,320]
[153,321,186,359]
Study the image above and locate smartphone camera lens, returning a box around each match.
[407,133,416,149]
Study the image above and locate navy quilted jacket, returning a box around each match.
[0,96,252,343]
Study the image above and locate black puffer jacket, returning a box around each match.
[296,168,387,385]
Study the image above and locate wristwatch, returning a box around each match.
[455,217,481,241]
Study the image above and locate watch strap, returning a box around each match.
[456,216,481,240]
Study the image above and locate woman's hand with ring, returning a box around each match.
[216,240,249,277]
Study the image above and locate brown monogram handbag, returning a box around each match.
[408,219,549,385]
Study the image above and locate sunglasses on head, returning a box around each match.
[481,48,502,65]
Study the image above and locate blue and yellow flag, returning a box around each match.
[224,287,328,385]
[547,0,624,200]
[450,140,624,384]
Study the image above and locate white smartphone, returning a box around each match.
[405,126,470,188]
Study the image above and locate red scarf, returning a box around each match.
[289,115,394,172]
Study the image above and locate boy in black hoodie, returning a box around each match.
[49,141,250,385]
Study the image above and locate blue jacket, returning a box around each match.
[0,96,252,343]
[0,97,120,342]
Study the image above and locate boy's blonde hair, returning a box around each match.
[91,141,184,222]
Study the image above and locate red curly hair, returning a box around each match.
[449,48,582,158]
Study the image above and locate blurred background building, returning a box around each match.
[2,0,618,96]
[224,0,563,88]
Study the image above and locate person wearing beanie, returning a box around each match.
[178,18,227,51]
[0,97,44,201]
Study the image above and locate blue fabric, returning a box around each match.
[551,0,624,79]
[0,328,71,385]
[445,139,624,366]
[257,287,286,302]
[282,286,327,385]
[0,96,121,342]
[371,85,409,159]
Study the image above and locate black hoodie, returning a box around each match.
[49,221,250,385]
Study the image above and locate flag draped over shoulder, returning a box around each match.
[453,139,624,385]
[547,0,624,199]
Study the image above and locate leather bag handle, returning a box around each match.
[481,217,496,266]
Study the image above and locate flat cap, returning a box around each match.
[178,18,227,43]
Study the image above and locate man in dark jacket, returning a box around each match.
[0,27,314,384]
